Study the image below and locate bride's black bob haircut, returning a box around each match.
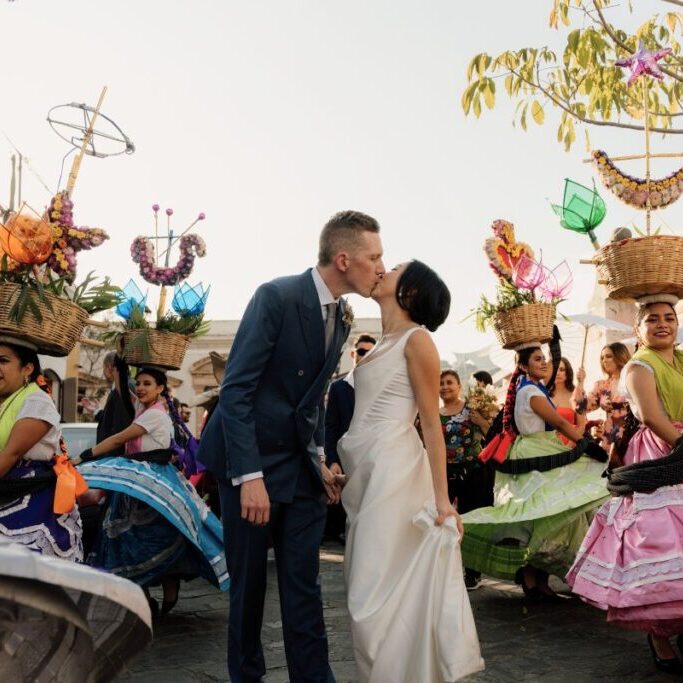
[396,260,450,332]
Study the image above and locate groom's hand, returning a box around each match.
[240,478,270,526]
[321,464,341,504]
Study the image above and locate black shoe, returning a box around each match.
[465,569,480,591]
[648,634,683,674]
[161,578,180,616]
[514,567,543,601]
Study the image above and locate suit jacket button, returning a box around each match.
[298,370,304,376]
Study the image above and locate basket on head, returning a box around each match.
[594,235,683,301]
[492,302,556,350]
[0,283,88,356]
[120,329,190,371]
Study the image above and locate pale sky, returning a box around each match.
[1,1,679,360]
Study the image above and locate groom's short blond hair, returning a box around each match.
[318,211,380,266]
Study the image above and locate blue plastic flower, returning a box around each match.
[172,282,210,316]
[116,279,147,320]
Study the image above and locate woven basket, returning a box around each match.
[492,303,556,350]
[121,329,190,370]
[0,283,88,356]
[593,235,683,301]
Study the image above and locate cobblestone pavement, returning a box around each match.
[122,542,671,682]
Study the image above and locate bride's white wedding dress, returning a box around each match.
[338,327,484,683]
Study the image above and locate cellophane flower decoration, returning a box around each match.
[172,282,210,316]
[537,260,573,302]
[116,279,147,320]
[511,253,572,303]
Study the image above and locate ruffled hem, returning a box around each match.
[79,458,228,590]
[462,458,608,526]
[567,484,683,611]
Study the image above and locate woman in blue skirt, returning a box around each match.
[78,366,228,616]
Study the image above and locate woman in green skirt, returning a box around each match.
[460,344,609,600]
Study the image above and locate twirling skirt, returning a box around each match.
[461,431,609,580]
[567,424,683,637]
[79,457,228,590]
[0,460,83,561]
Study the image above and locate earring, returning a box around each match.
[23,375,30,386]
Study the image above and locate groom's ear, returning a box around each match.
[333,251,350,273]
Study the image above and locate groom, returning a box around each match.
[197,211,384,683]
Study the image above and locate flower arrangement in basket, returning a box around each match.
[471,220,571,350]
[113,205,210,370]
[0,200,119,356]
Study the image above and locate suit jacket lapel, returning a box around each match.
[297,269,325,368]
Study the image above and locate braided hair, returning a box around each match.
[502,326,562,436]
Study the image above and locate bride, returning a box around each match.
[338,260,484,683]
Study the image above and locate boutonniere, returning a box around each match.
[341,301,354,327]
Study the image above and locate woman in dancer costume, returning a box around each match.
[460,337,609,599]
[567,299,683,675]
[78,365,228,616]
[0,339,85,560]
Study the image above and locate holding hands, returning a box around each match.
[322,462,343,504]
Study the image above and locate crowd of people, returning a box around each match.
[3,210,683,681]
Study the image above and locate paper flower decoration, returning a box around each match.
[551,178,606,249]
[116,279,147,320]
[172,282,210,316]
[0,212,53,265]
[131,234,206,287]
[47,192,109,281]
[483,219,535,281]
[615,41,672,87]
[592,150,683,210]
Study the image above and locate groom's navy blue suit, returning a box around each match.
[197,269,349,683]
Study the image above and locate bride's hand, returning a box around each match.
[321,464,341,504]
[435,498,464,538]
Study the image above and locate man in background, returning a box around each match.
[323,334,377,542]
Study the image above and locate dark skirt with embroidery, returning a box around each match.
[0,460,83,561]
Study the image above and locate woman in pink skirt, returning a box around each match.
[567,299,683,674]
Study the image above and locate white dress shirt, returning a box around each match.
[232,267,338,486]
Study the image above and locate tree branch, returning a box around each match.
[512,66,683,134]
[592,0,683,83]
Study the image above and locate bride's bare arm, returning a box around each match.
[406,330,462,533]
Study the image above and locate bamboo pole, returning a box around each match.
[582,152,683,163]
[65,86,108,197]
[579,325,591,368]
[644,79,652,236]
[85,318,110,329]
[80,337,106,348]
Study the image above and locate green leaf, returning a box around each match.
[531,100,545,124]
[483,80,495,109]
